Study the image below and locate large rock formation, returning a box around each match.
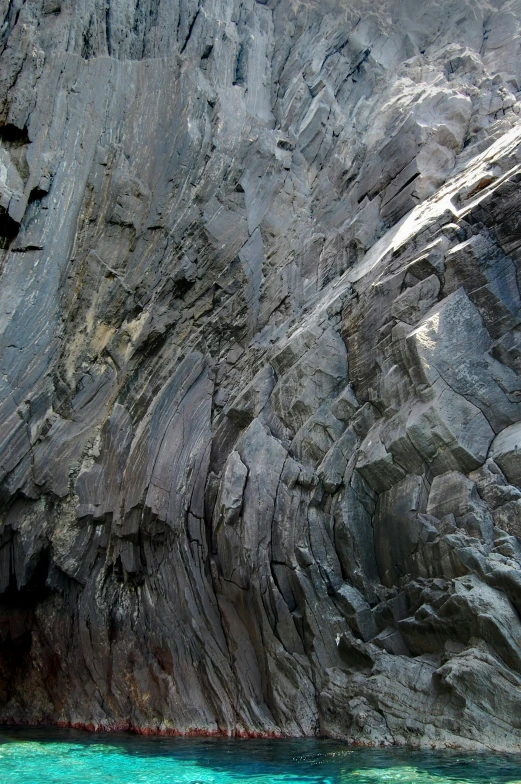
[1,0,521,751]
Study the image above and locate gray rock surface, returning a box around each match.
[1,0,521,750]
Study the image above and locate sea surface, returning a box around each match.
[0,728,520,784]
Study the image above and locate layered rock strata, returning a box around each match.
[1,0,521,750]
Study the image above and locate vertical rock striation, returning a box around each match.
[1,0,521,749]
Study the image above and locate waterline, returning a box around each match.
[0,729,520,784]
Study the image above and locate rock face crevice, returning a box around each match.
[1,0,521,750]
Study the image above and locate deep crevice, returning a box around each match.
[28,186,47,203]
[233,42,247,86]
[105,3,112,57]
[0,211,19,246]
[180,6,201,54]
[0,123,29,146]
[173,277,195,298]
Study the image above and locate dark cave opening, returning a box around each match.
[0,124,29,146]
[0,211,20,246]
[0,546,52,707]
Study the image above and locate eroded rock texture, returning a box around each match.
[1,0,521,750]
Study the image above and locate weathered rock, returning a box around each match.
[490,422,521,486]
[373,475,429,586]
[427,471,494,543]
[1,0,521,752]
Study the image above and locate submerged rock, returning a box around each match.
[1,0,521,751]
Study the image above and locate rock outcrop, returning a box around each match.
[1,0,521,751]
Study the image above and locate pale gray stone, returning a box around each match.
[490,422,521,486]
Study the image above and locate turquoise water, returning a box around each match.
[0,729,520,784]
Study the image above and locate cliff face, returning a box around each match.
[1,0,521,750]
